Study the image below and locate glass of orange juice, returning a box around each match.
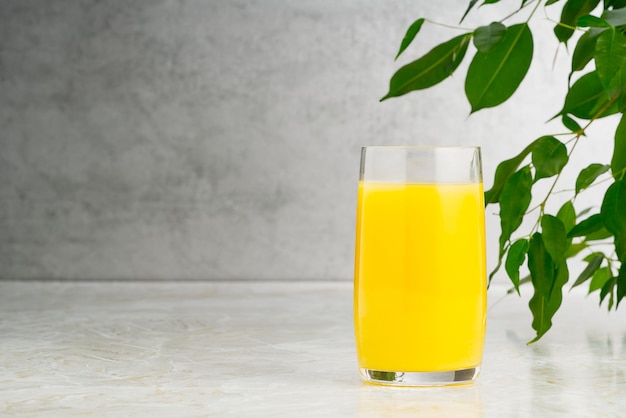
[354,146,487,386]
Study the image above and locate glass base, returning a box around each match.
[359,367,480,387]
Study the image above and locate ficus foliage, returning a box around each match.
[382,0,626,342]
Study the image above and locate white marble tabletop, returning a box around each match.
[1,280,626,417]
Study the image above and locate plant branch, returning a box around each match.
[383,0,626,342]
[529,89,622,217]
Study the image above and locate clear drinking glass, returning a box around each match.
[353,146,487,386]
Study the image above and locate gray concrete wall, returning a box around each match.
[0,1,613,280]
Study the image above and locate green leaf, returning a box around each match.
[505,239,529,295]
[557,201,577,233]
[601,180,626,235]
[572,29,604,73]
[568,213,604,237]
[589,266,612,293]
[546,0,562,5]
[395,18,425,60]
[561,71,619,119]
[605,0,626,10]
[554,0,601,44]
[489,166,533,283]
[541,215,569,263]
[557,202,576,252]
[562,114,584,133]
[484,138,541,204]
[603,7,626,26]
[531,136,569,182]
[564,241,588,258]
[528,232,556,299]
[465,23,533,113]
[577,15,611,27]
[616,266,626,307]
[585,226,613,240]
[612,114,626,179]
[589,88,622,118]
[381,34,472,101]
[498,166,533,254]
[583,251,604,262]
[571,254,604,288]
[600,276,617,308]
[460,0,480,23]
[615,64,626,111]
[594,28,626,94]
[576,163,611,194]
[615,233,626,262]
[528,258,568,343]
[473,22,507,52]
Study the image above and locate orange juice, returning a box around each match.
[354,181,486,372]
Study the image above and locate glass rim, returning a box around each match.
[359,145,482,183]
[361,145,481,150]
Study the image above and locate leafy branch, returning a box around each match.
[381,0,626,342]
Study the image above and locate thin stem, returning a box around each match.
[525,201,542,216]
[527,0,542,22]
[553,131,581,137]
[541,3,584,33]
[424,18,473,32]
[563,135,581,145]
[500,0,540,23]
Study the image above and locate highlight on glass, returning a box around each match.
[353,146,487,386]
